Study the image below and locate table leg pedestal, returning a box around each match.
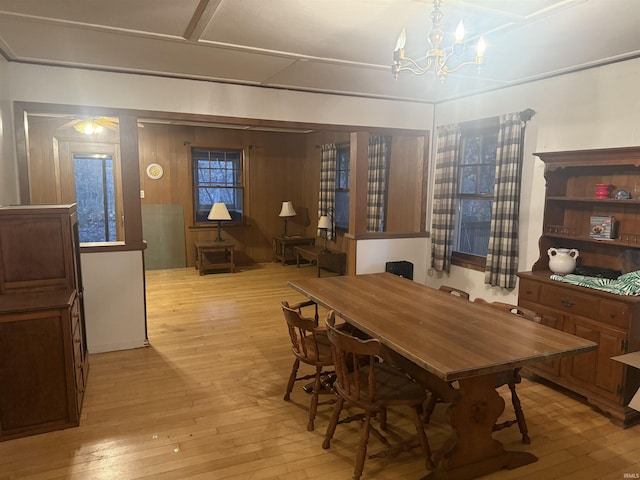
[422,374,537,480]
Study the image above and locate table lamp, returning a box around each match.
[208,202,231,242]
[318,215,332,253]
[279,201,297,237]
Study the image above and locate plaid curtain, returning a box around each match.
[431,125,461,273]
[367,136,391,232]
[484,112,525,288]
[318,144,337,240]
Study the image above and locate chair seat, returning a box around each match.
[294,334,334,365]
[339,362,426,409]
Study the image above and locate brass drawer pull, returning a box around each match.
[561,299,575,308]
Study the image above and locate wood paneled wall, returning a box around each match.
[386,134,428,233]
[138,124,311,266]
[24,115,429,270]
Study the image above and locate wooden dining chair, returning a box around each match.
[438,285,470,300]
[483,301,540,444]
[424,298,540,444]
[282,300,335,432]
[323,311,433,480]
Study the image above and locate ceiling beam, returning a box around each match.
[183,0,223,42]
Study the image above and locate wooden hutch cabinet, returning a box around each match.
[0,205,88,441]
[517,147,640,427]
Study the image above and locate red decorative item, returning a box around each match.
[595,183,612,199]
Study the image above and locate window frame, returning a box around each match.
[334,143,350,231]
[451,119,498,271]
[191,147,245,226]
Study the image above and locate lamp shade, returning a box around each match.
[207,202,231,221]
[318,215,331,229]
[279,201,297,217]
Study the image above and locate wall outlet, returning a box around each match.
[140,189,145,198]
[427,268,434,276]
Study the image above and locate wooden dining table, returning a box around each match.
[288,273,598,480]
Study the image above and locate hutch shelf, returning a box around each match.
[518,147,640,427]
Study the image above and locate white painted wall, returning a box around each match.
[81,250,147,353]
[426,58,640,303]
[0,55,17,206]
[7,63,435,131]
[356,238,429,283]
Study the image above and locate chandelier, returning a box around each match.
[392,0,486,83]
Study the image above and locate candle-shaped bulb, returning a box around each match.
[395,28,406,51]
[455,21,465,43]
[476,36,486,58]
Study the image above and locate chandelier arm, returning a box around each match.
[396,55,435,75]
[396,64,432,76]
[440,59,482,75]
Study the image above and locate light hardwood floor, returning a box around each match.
[1,263,639,480]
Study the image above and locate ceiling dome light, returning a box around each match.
[74,120,104,135]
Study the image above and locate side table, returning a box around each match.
[272,236,315,265]
[194,240,235,275]
[294,245,346,277]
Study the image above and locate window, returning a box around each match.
[452,123,498,266]
[334,144,350,230]
[73,153,117,242]
[192,148,244,224]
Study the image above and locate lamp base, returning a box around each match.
[214,221,224,242]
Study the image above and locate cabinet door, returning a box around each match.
[0,212,75,294]
[564,315,626,402]
[0,308,75,436]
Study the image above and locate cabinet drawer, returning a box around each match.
[70,299,80,334]
[598,300,630,329]
[518,280,540,302]
[539,285,599,317]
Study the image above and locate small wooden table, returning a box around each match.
[294,245,346,277]
[272,236,315,264]
[194,240,234,275]
[288,273,598,480]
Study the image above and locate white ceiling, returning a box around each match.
[1,0,639,104]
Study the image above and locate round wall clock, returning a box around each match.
[146,163,164,180]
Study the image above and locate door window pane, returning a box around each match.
[73,154,116,242]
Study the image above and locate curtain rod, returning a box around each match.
[459,108,536,129]
[314,141,350,149]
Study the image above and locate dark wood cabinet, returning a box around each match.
[0,205,88,441]
[518,147,640,427]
